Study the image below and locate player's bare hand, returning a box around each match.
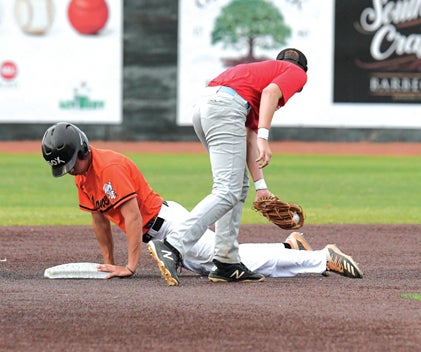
[255,189,272,202]
[256,138,272,168]
[97,264,134,279]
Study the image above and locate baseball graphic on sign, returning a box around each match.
[14,0,54,35]
[68,0,109,35]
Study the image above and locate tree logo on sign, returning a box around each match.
[211,0,291,67]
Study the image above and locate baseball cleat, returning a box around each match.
[208,260,265,283]
[285,232,313,251]
[148,240,181,286]
[325,244,363,279]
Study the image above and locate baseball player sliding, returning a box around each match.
[41,122,363,283]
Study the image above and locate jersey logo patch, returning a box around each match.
[103,182,117,200]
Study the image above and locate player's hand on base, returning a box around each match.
[97,264,134,279]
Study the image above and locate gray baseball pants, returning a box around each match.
[167,86,250,263]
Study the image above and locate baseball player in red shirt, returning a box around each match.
[148,49,313,285]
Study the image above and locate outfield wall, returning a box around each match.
[0,0,420,142]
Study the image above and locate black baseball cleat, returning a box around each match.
[148,239,182,286]
[208,259,265,283]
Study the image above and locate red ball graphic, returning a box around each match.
[68,0,109,35]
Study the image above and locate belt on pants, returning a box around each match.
[143,200,168,243]
[216,86,250,109]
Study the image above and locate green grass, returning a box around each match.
[400,293,421,301]
[0,153,420,225]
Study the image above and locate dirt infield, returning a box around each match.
[1,141,420,351]
[0,224,420,352]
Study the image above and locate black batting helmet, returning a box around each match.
[276,48,308,72]
[41,122,90,177]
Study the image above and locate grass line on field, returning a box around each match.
[0,153,420,225]
[400,293,421,301]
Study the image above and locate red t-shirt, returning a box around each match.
[75,147,163,234]
[208,60,307,131]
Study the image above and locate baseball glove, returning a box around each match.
[253,195,305,230]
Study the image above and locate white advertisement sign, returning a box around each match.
[0,0,122,124]
[178,0,421,129]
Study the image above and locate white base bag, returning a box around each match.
[44,262,109,279]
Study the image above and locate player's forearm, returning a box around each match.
[246,129,265,182]
[92,214,114,264]
[99,246,114,264]
[125,223,142,272]
[119,198,143,273]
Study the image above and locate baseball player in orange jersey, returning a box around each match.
[41,122,363,281]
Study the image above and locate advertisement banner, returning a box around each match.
[177,0,321,126]
[334,0,421,103]
[178,0,421,129]
[0,0,122,124]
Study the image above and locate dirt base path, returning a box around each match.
[0,224,420,352]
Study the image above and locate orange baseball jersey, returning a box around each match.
[74,146,163,234]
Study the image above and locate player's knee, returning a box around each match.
[213,187,241,206]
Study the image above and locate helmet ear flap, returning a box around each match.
[78,141,90,160]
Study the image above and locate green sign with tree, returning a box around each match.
[211,0,291,66]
